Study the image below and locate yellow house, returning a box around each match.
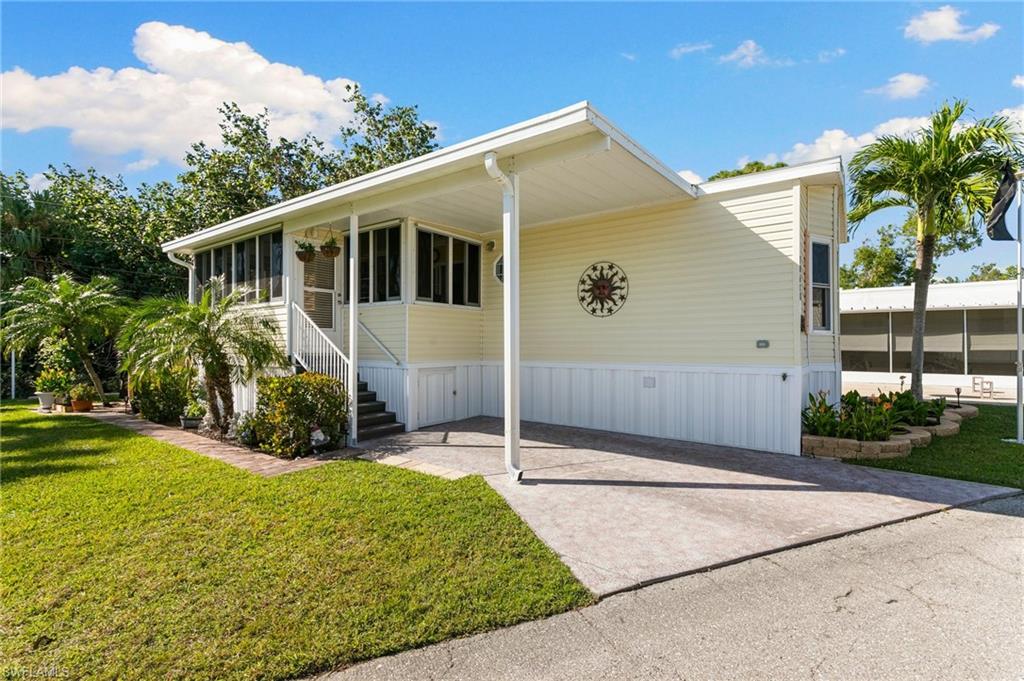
[162,102,846,477]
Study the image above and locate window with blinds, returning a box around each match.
[303,252,336,330]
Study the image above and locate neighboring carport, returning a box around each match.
[363,417,1017,596]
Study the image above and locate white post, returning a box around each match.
[1017,177,1023,444]
[9,350,15,399]
[349,214,360,445]
[502,173,522,482]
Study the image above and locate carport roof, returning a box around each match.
[162,101,698,253]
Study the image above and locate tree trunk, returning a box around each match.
[211,370,235,433]
[910,230,937,401]
[79,353,110,407]
[203,372,222,429]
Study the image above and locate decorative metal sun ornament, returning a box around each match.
[578,261,628,317]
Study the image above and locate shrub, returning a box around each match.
[875,390,931,426]
[69,383,100,402]
[253,373,348,459]
[35,368,76,397]
[802,390,894,442]
[132,373,190,424]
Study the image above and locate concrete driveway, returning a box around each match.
[364,417,1017,596]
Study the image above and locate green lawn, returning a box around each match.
[851,404,1024,489]
[0,403,591,680]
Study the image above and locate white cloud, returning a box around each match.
[718,40,793,68]
[124,158,159,173]
[866,73,932,99]
[620,52,638,62]
[817,48,846,63]
[677,169,703,185]
[668,42,712,59]
[27,173,52,193]
[1012,75,1024,88]
[766,115,932,166]
[904,5,1000,43]
[0,21,366,168]
[998,105,1024,133]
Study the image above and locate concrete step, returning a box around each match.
[358,421,406,441]
[358,411,397,427]
[360,400,387,414]
[357,390,377,402]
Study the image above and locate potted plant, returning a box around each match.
[68,383,100,412]
[34,369,71,413]
[180,400,205,429]
[296,241,317,263]
[320,235,341,258]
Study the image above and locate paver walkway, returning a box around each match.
[79,407,346,477]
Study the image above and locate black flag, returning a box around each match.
[986,162,1018,241]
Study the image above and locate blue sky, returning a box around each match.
[2,2,1022,277]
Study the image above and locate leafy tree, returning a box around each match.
[118,278,288,431]
[0,173,70,289]
[849,100,1021,398]
[839,224,915,289]
[963,262,1020,282]
[1,274,126,405]
[707,160,787,181]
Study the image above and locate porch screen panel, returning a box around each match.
[234,238,256,301]
[387,226,401,299]
[359,231,370,303]
[194,251,211,294]
[374,229,387,302]
[452,239,466,305]
[258,233,271,299]
[213,246,232,293]
[270,230,283,298]
[258,231,283,301]
[968,308,1015,375]
[466,243,480,305]
[416,230,432,300]
[432,233,449,303]
[840,312,889,371]
[892,310,964,374]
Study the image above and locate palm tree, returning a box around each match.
[1,273,125,405]
[849,100,1022,399]
[118,277,287,431]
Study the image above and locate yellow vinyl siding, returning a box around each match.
[805,185,839,365]
[481,186,799,365]
[406,304,483,363]
[341,304,408,363]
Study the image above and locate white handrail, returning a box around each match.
[290,302,351,392]
[359,321,401,365]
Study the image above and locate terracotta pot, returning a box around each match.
[320,244,341,258]
[297,250,316,263]
[70,399,93,413]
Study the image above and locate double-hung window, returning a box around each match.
[811,240,832,332]
[344,223,402,304]
[415,228,480,306]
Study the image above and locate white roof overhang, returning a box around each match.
[163,101,697,254]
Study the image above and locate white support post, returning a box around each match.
[504,173,522,481]
[1016,177,1022,444]
[349,214,360,446]
[484,152,522,482]
[9,350,15,400]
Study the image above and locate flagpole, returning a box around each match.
[1018,173,1024,444]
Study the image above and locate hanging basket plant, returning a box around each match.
[296,240,317,263]
[320,235,341,258]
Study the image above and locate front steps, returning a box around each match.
[355,380,405,441]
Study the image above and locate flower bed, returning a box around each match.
[801,388,979,460]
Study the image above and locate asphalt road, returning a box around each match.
[322,494,1023,681]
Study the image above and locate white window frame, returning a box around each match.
[809,236,834,334]
[413,224,482,308]
[194,224,284,306]
[343,219,404,306]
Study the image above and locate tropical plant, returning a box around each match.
[131,371,191,424]
[849,100,1022,398]
[802,390,895,441]
[118,277,287,432]
[251,372,348,458]
[35,368,75,396]
[68,383,99,402]
[1,274,125,405]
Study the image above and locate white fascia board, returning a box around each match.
[164,102,596,253]
[841,279,1018,312]
[586,105,698,198]
[163,101,697,254]
[698,157,845,196]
